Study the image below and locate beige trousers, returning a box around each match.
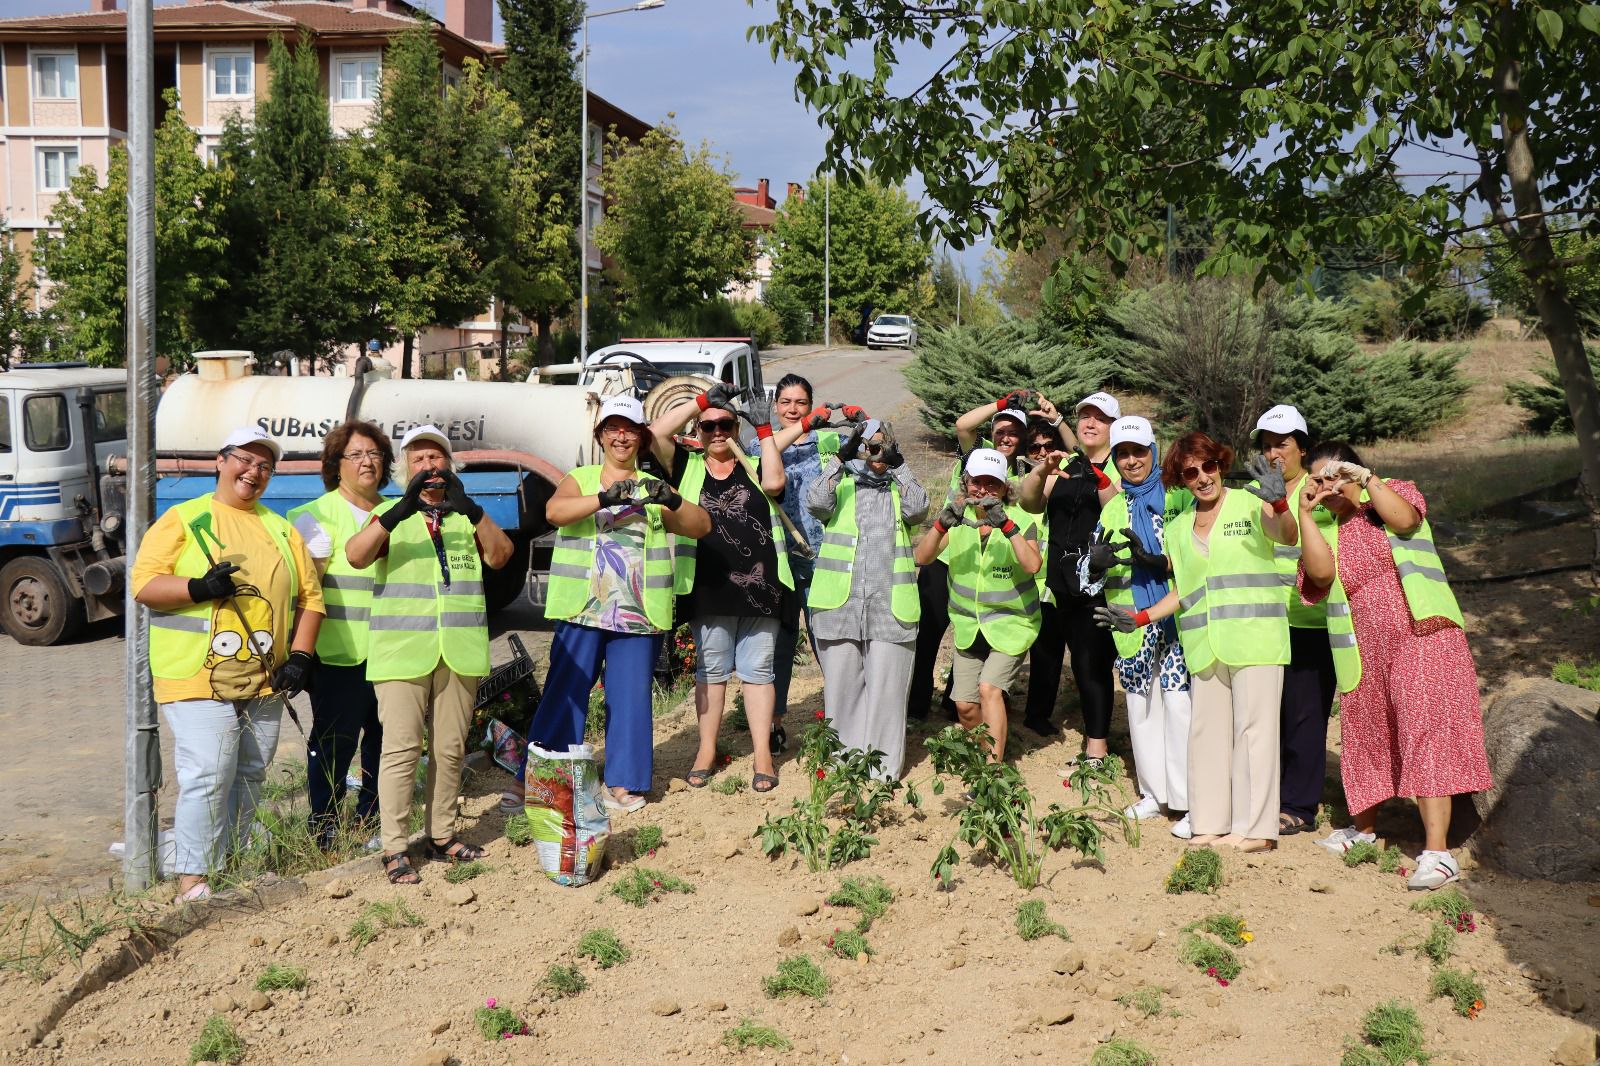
[1188,663,1283,840]
[374,661,480,856]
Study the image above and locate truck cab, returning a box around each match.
[0,364,130,644]
[577,338,767,398]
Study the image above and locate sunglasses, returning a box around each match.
[1180,458,1221,483]
[698,418,738,435]
[1025,441,1053,454]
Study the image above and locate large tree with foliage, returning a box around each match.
[756,0,1600,574]
[37,93,229,368]
[595,124,755,314]
[0,227,49,369]
[766,175,930,338]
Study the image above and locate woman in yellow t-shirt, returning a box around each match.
[131,426,324,902]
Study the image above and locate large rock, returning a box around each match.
[1471,678,1600,882]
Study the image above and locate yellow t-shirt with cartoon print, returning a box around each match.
[131,499,323,704]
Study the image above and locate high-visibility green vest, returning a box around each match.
[1248,471,1335,630]
[148,494,299,680]
[815,428,843,459]
[673,451,794,595]
[945,502,1041,656]
[286,490,374,666]
[544,465,675,631]
[363,504,490,681]
[807,475,920,623]
[1095,486,1193,659]
[1166,487,1291,673]
[1321,488,1465,693]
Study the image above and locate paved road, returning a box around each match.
[0,346,919,903]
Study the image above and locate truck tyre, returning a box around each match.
[0,556,87,646]
[485,533,531,613]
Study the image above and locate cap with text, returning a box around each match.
[964,448,1010,481]
[399,424,453,456]
[1109,416,1155,450]
[220,425,283,465]
[991,409,1028,432]
[1252,403,1308,442]
[597,395,648,428]
[1075,391,1121,420]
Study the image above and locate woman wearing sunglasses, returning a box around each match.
[1095,431,1297,853]
[650,382,802,792]
[1297,442,1490,891]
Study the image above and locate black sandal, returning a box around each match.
[1279,813,1312,836]
[686,767,715,788]
[427,837,485,863]
[752,772,780,793]
[770,723,788,753]
[382,852,420,885]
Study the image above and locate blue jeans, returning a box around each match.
[306,662,382,836]
[523,622,662,794]
[773,556,815,721]
[162,695,284,876]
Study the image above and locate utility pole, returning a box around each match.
[123,0,160,891]
[823,176,830,349]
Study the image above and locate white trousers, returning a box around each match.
[1126,683,1191,811]
[815,637,914,781]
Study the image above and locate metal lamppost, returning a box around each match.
[580,0,665,360]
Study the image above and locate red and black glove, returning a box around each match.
[802,407,833,430]
[696,382,740,412]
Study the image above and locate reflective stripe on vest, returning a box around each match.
[1096,495,1144,660]
[945,501,1040,656]
[807,476,920,623]
[1165,488,1290,673]
[148,495,300,680]
[286,490,374,666]
[364,505,490,681]
[673,451,794,595]
[542,465,675,630]
[1252,471,1333,630]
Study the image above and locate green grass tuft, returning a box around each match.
[722,1018,792,1051]
[1552,659,1600,692]
[1420,920,1457,965]
[1409,887,1472,925]
[1343,840,1380,867]
[1429,967,1485,1018]
[1090,1037,1159,1065]
[347,896,423,953]
[711,774,747,795]
[505,811,535,847]
[1177,933,1241,980]
[444,860,490,884]
[542,963,587,999]
[188,1015,245,1065]
[825,875,894,932]
[1014,898,1070,941]
[1115,985,1165,1018]
[576,928,630,969]
[1340,999,1431,1065]
[1183,912,1251,946]
[1164,847,1224,894]
[474,1004,527,1040]
[253,963,307,992]
[633,825,665,858]
[762,954,830,1000]
[261,759,309,803]
[827,927,872,959]
[609,866,695,907]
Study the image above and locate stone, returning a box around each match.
[688,825,707,841]
[1552,1028,1598,1066]
[1130,933,1155,953]
[1309,882,1332,894]
[248,935,265,948]
[1588,895,1600,908]
[667,778,688,794]
[778,926,801,947]
[650,999,681,1017]
[245,991,272,1013]
[794,899,821,917]
[1547,984,1587,1014]
[407,1052,451,1066]
[445,885,476,907]
[856,953,870,966]
[323,932,340,948]
[209,994,237,1014]
[1204,992,1222,1008]
[1471,678,1600,882]
[718,839,741,859]
[324,879,353,900]
[428,1017,450,1036]
[703,1000,727,1013]
[1321,983,1351,998]
[1218,1021,1242,1040]
[1052,951,1086,976]
[944,950,967,971]
[1095,982,1120,1003]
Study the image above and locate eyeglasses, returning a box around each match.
[1025,441,1052,454]
[225,450,275,477]
[601,424,642,439]
[341,450,385,463]
[698,418,737,435]
[1179,459,1221,483]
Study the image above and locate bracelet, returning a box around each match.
[756,423,774,440]
[1000,519,1018,536]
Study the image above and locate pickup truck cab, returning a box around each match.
[576,337,768,398]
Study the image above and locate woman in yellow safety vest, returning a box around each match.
[805,419,928,780]
[1297,442,1491,891]
[913,447,1043,762]
[504,396,710,814]
[287,420,394,850]
[1095,431,1298,853]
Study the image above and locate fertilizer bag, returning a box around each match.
[523,742,610,886]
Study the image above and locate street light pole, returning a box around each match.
[579,0,665,361]
[823,176,830,349]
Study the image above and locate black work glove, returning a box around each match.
[1244,454,1288,507]
[378,469,437,531]
[187,561,241,604]
[696,382,741,412]
[837,424,865,463]
[1086,528,1127,576]
[1119,528,1168,572]
[271,650,315,698]
[1093,605,1141,633]
[872,422,904,468]
[830,403,869,424]
[736,393,775,436]
[439,470,484,525]
[598,478,638,508]
[641,478,682,511]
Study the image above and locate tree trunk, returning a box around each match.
[1494,31,1600,584]
[498,305,510,382]
[535,309,555,366]
[401,333,414,380]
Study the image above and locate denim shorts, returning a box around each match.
[693,615,781,685]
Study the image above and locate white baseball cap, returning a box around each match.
[1252,404,1308,441]
[220,425,282,464]
[1109,416,1155,450]
[964,448,1009,481]
[596,395,647,427]
[1075,391,1121,419]
[991,409,1027,432]
[399,423,453,456]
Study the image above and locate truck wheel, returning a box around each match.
[0,556,87,646]
[485,534,531,614]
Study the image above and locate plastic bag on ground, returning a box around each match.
[524,742,610,886]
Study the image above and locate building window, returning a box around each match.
[586,199,602,234]
[38,148,80,192]
[337,58,381,102]
[587,123,604,160]
[210,52,252,98]
[33,52,79,99]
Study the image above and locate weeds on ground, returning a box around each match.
[1165,848,1223,894]
[825,875,894,933]
[1090,1036,1159,1065]
[1410,887,1474,927]
[212,792,372,889]
[347,897,423,953]
[261,759,309,802]
[633,825,665,858]
[722,1018,792,1051]
[763,954,830,999]
[444,861,490,884]
[757,713,912,872]
[925,725,1139,889]
[577,928,630,969]
[188,1015,245,1064]
[725,691,749,731]
[712,775,747,796]
[474,1001,528,1039]
[1340,999,1431,1065]
[1552,660,1600,692]
[505,811,535,846]
[1430,968,1486,1018]
[1115,985,1165,1019]
[254,963,307,991]
[1343,841,1407,873]
[583,686,607,743]
[609,867,694,907]
[542,963,587,999]
[827,927,872,958]
[1184,913,1252,946]
[1384,919,1456,965]
[0,892,156,981]
[1014,899,1071,941]
[1177,933,1241,982]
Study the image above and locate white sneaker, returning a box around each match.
[1407,850,1461,891]
[1170,813,1193,840]
[1123,795,1162,821]
[1316,826,1376,854]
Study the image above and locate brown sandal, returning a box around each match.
[382,852,420,884]
[427,837,485,863]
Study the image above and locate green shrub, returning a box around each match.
[1115,985,1165,1018]
[505,811,535,846]
[723,1018,793,1051]
[762,278,814,344]
[1410,887,1473,926]
[1429,967,1485,1018]
[826,875,895,932]
[1507,346,1600,434]
[1341,1000,1431,1065]
[1184,913,1251,946]
[444,860,489,884]
[1014,899,1070,941]
[827,928,872,958]
[618,298,742,343]
[1177,932,1241,980]
[763,954,830,999]
[347,897,422,953]
[732,299,784,349]
[253,963,307,991]
[1090,1038,1159,1066]
[474,1004,527,1039]
[542,963,587,999]
[1165,848,1223,895]
[1553,659,1600,692]
[1419,920,1457,966]
[609,866,694,907]
[1343,276,1490,342]
[632,825,665,858]
[188,1015,245,1064]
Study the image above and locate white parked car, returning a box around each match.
[866,314,918,350]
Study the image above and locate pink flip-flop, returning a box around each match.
[177,881,213,903]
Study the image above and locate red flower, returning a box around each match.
[1205,967,1217,977]
[816,769,826,780]
[815,710,825,719]
[1217,978,1230,987]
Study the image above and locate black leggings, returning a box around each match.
[1025,595,1117,740]
[1280,626,1337,821]
[908,560,952,717]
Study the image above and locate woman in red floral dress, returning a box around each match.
[1296,441,1491,891]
